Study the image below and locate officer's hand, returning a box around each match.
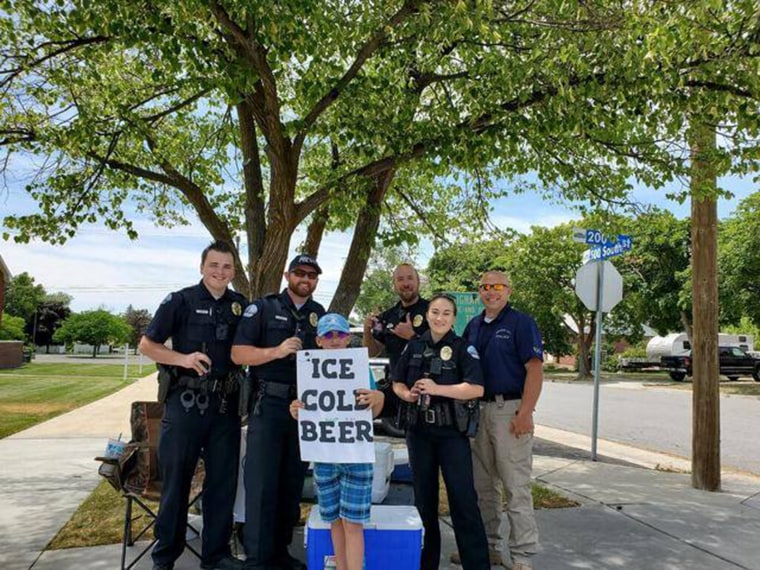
[183,352,212,375]
[392,313,415,340]
[289,399,305,420]
[278,336,303,358]
[509,409,535,438]
[363,312,379,333]
[413,378,438,396]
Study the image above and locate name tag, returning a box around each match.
[195,309,210,315]
[275,315,288,321]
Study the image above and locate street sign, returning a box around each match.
[588,234,633,261]
[585,229,605,245]
[446,292,482,335]
[574,261,623,312]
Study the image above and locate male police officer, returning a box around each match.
[232,254,326,570]
[139,240,246,570]
[459,270,544,570]
[363,263,429,429]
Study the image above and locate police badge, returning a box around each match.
[413,314,424,328]
[309,312,318,327]
[232,302,242,316]
[440,346,453,361]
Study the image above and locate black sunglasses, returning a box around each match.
[291,268,319,280]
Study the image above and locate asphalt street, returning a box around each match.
[535,379,760,475]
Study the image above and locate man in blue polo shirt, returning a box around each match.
[461,270,544,570]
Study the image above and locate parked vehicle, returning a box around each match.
[660,346,760,382]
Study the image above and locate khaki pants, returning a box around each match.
[471,399,538,565]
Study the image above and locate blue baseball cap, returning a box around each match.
[317,313,351,337]
[288,253,322,274]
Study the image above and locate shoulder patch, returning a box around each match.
[160,293,172,305]
[467,345,480,360]
[243,304,258,318]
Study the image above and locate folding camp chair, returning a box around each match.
[95,401,205,570]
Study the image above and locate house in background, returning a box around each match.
[0,253,24,368]
[0,252,10,324]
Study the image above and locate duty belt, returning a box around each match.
[259,381,297,400]
[420,402,454,427]
[176,374,238,393]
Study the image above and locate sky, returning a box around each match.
[0,173,756,315]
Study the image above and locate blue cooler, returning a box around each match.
[305,505,423,570]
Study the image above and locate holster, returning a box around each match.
[237,371,254,418]
[394,401,418,431]
[156,365,175,404]
[454,399,480,437]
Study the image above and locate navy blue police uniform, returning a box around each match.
[145,281,246,569]
[392,330,490,570]
[234,290,325,570]
[371,297,429,420]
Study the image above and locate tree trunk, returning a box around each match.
[574,313,594,379]
[92,344,98,358]
[681,311,693,343]
[303,206,330,258]
[237,101,267,300]
[689,122,720,491]
[329,168,395,315]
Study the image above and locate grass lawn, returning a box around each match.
[0,362,146,438]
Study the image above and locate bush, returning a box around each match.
[0,313,26,340]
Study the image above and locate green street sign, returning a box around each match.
[447,291,482,336]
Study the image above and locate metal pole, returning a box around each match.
[123,344,129,382]
[591,259,605,461]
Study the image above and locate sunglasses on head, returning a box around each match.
[291,268,319,280]
[479,283,509,292]
[321,331,350,339]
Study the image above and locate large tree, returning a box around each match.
[53,309,132,357]
[2,1,758,312]
[28,292,73,349]
[4,272,46,323]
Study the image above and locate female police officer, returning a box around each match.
[391,294,489,570]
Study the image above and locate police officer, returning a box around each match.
[139,240,246,570]
[363,263,429,429]
[391,294,489,570]
[231,254,326,570]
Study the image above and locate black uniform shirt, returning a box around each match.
[145,281,247,379]
[233,289,326,384]
[372,297,430,371]
[392,329,484,401]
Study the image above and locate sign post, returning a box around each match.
[574,231,631,460]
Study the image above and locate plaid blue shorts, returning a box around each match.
[313,462,373,524]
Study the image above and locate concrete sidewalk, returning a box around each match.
[2,374,760,569]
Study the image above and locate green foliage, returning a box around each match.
[1,0,758,303]
[4,272,46,322]
[53,310,132,356]
[721,316,760,341]
[353,247,413,320]
[0,313,26,340]
[123,305,152,349]
[29,293,72,346]
[719,192,760,327]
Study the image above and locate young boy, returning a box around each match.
[289,313,385,570]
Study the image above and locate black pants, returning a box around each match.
[407,425,489,570]
[153,389,240,567]
[242,394,307,569]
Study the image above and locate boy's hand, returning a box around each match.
[289,399,305,420]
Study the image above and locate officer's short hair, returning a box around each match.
[429,293,457,315]
[393,263,419,281]
[201,240,235,265]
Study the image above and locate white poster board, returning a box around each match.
[296,347,375,464]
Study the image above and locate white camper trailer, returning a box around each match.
[646,332,755,361]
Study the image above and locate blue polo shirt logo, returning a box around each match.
[495,328,512,340]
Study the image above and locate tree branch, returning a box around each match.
[294,0,425,151]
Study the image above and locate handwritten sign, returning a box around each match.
[296,347,375,464]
